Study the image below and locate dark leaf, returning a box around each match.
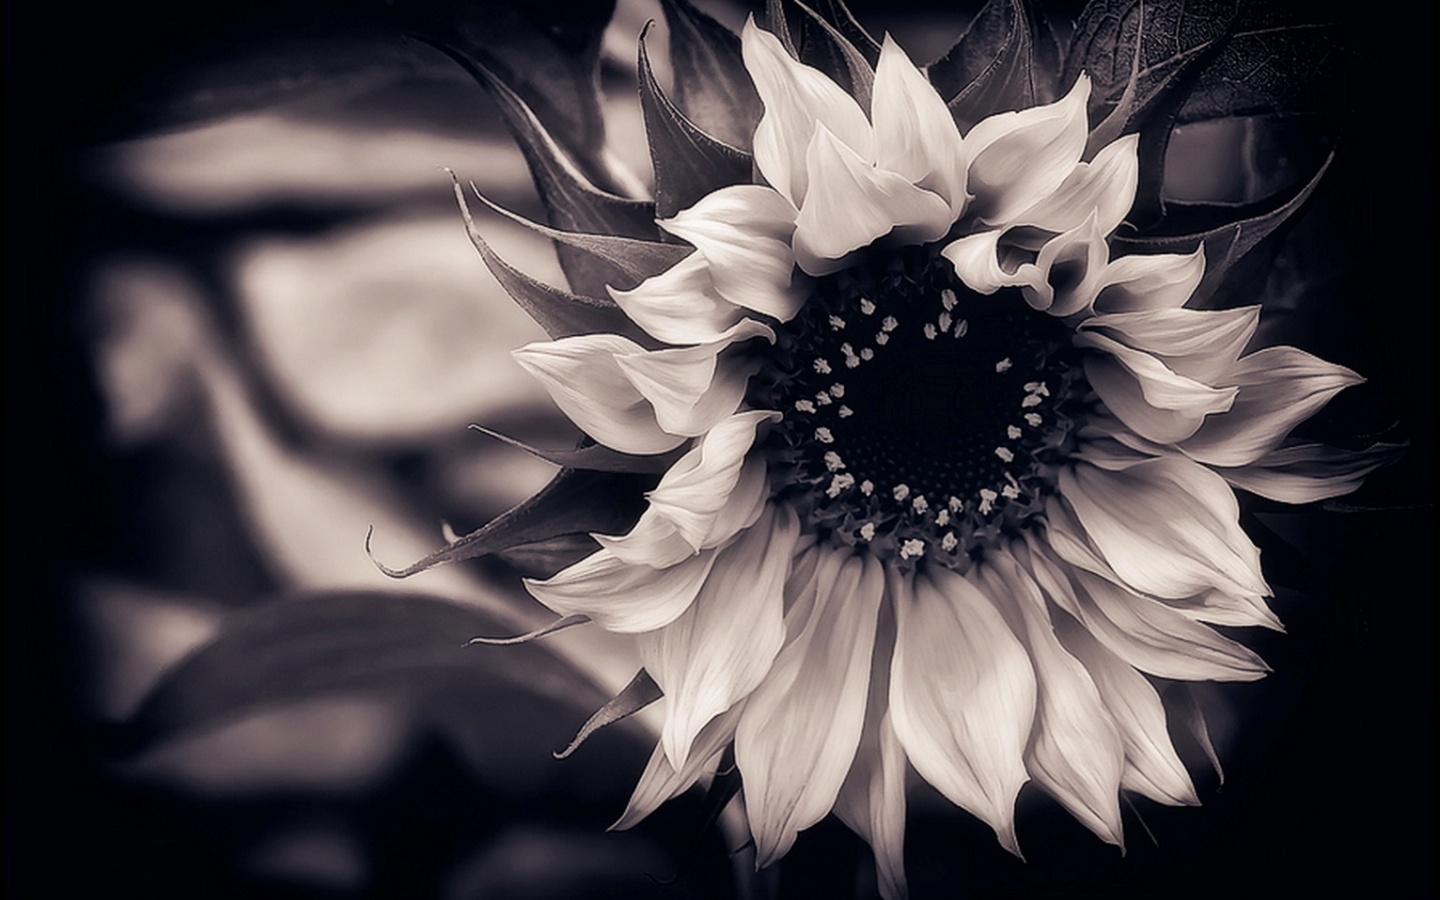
[811,0,882,65]
[1112,154,1331,304]
[791,0,875,112]
[930,0,1052,129]
[554,669,664,759]
[469,424,682,474]
[1178,20,1342,122]
[451,176,641,340]
[392,0,620,190]
[471,188,692,294]
[660,0,763,150]
[766,0,801,58]
[420,38,659,240]
[496,536,607,580]
[369,468,651,578]
[638,24,754,220]
[116,591,612,751]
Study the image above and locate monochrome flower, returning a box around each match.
[409,7,1397,898]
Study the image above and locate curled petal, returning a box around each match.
[597,410,779,566]
[1012,134,1139,235]
[1092,246,1206,313]
[1024,212,1111,317]
[793,125,953,276]
[741,16,873,206]
[608,251,746,345]
[512,334,684,455]
[659,185,802,321]
[1080,331,1238,444]
[1081,306,1260,385]
[616,319,774,437]
[640,504,798,769]
[524,545,719,633]
[941,230,1043,295]
[1058,459,1270,602]
[888,566,1035,855]
[964,74,1090,225]
[1180,347,1365,467]
[737,549,885,866]
[872,34,967,216]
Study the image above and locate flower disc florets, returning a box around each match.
[755,244,1087,568]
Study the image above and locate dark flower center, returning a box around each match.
[751,244,1088,570]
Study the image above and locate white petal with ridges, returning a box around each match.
[524,546,719,633]
[612,703,743,830]
[872,34,968,217]
[615,319,773,437]
[736,549,884,867]
[659,185,802,321]
[1080,331,1238,444]
[964,75,1090,225]
[793,125,953,275]
[1050,609,1199,807]
[1013,134,1139,235]
[977,549,1124,847]
[1081,306,1259,385]
[888,566,1036,855]
[1059,459,1270,601]
[1219,441,1403,504]
[1180,347,1364,467]
[608,251,746,345]
[741,16,874,207]
[641,504,798,770]
[1092,247,1206,313]
[512,334,684,455]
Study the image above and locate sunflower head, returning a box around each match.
[385,2,1400,896]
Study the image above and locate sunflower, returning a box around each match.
[389,5,1396,897]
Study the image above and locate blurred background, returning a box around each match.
[7,0,1432,897]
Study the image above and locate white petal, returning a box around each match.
[941,230,1043,295]
[833,599,907,900]
[1219,441,1402,504]
[736,548,884,866]
[1024,212,1111,316]
[1058,459,1270,601]
[615,319,773,437]
[1180,346,1364,467]
[1050,609,1199,807]
[640,504,798,769]
[888,566,1035,855]
[1081,306,1259,385]
[1092,246,1206,313]
[1080,330,1238,444]
[872,34,967,216]
[659,185,803,321]
[512,333,684,454]
[793,125,952,276]
[607,251,747,345]
[1012,134,1139,235]
[741,16,874,207]
[524,546,719,633]
[597,410,779,566]
[964,75,1091,225]
[976,549,1124,847]
[612,703,742,830]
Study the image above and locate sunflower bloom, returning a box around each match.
[406,8,1395,898]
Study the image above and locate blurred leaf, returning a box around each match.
[930,0,1056,129]
[1112,154,1331,304]
[638,24,754,220]
[372,468,651,578]
[791,0,876,112]
[660,0,763,150]
[118,591,613,751]
[391,0,620,190]
[451,178,648,339]
[471,189,692,294]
